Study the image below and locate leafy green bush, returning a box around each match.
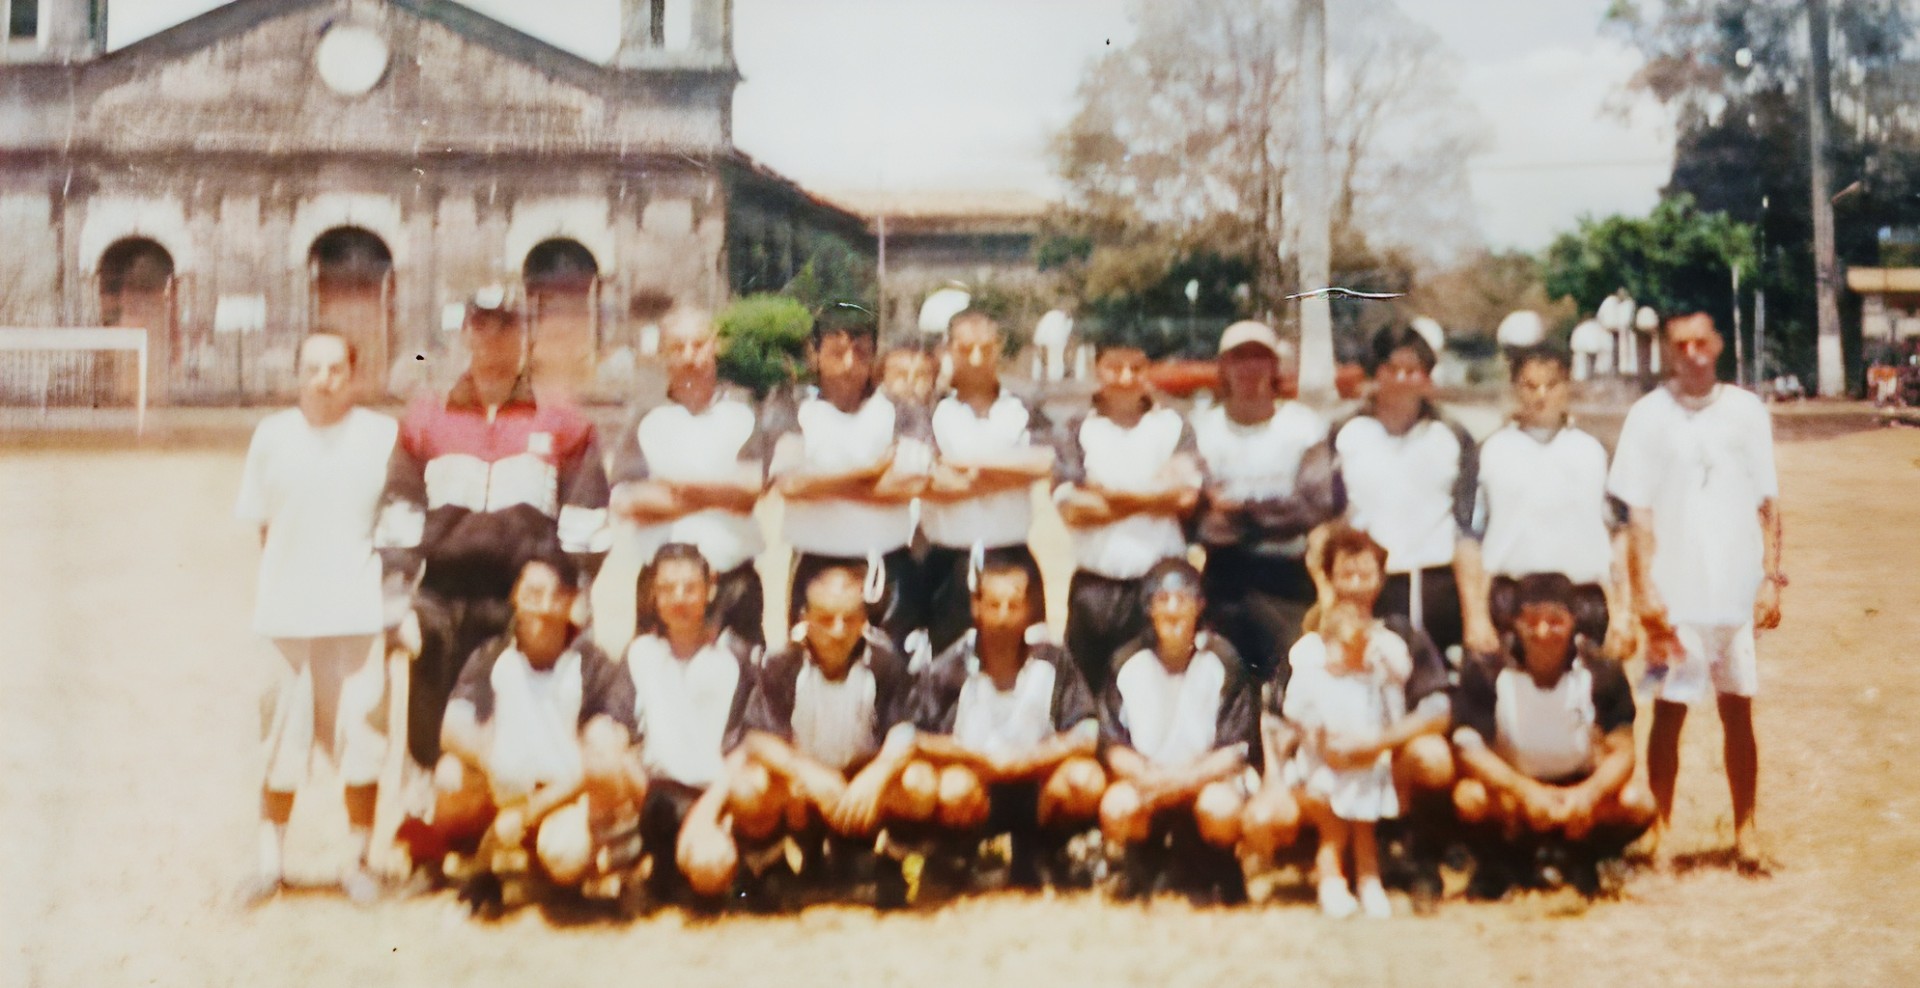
[716,294,812,398]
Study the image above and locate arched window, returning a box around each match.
[308,227,394,393]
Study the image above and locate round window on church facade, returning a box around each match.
[315,24,390,97]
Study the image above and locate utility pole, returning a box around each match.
[1292,0,1334,400]
[1808,0,1845,396]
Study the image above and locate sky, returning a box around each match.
[109,0,1676,251]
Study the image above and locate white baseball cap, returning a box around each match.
[1217,320,1293,359]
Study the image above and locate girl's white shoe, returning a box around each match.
[1318,876,1359,919]
[1357,878,1392,919]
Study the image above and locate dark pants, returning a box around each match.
[1201,548,1316,689]
[409,589,512,767]
[1066,570,1149,695]
[1378,565,1464,660]
[712,561,766,647]
[1489,575,1611,647]
[923,543,1047,656]
[789,547,926,656]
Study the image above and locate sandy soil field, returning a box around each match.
[5,407,1919,987]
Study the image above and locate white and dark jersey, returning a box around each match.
[910,634,1100,758]
[625,631,757,788]
[1474,422,1618,585]
[1452,646,1636,782]
[1101,632,1257,768]
[1054,403,1200,579]
[923,389,1050,550]
[608,389,769,572]
[746,634,915,773]
[449,632,636,800]
[766,387,932,557]
[1332,401,1477,573]
[1265,614,1450,722]
[1189,401,1340,557]
[1607,385,1779,626]
[235,406,398,638]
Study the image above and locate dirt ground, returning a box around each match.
[5,407,1919,987]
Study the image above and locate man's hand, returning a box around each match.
[1560,785,1601,839]
[1463,617,1502,658]
[1322,730,1385,772]
[927,463,976,500]
[1754,578,1783,631]
[1517,781,1565,833]
[827,768,889,835]
[1602,614,1636,660]
[492,806,527,847]
[796,763,848,809]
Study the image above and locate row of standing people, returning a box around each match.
[237,294,1783,913]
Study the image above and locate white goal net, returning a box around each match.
[0,328,149,434]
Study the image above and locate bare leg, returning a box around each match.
[1351,820,1390,918]
[249,790,295,902]
[1098,782,1150,847]
[1241,784,1302,860]
[1645,699,1688,862]
[1717,693,1763,870]
[1301,795,1356,917]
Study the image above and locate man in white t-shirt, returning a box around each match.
[234,332,398,906]
[1055,342,1203,694]
[1470,345,1634,657]
[1607,312,1784,872]
[921,311,1057,655]
[1191,321,1340,684]
[766,303,933,655]
[609,308,771,646]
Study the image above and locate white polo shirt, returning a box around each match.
[1474,422,1615,585]
[922,390,1044,550]
[1333,405,1477,573]
[1057,404,1197,579]
[1190,401,1327,554]
[235,407,398,638]
[1607,385,1778,626]
[772,389,927,557]
[610,392,766,572]
[626,633,752,788]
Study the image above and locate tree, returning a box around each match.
[1404,250,1578,341]
[1053,0,1483,322]
[715,294,812,398]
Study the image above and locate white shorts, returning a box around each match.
[1656,623,1759,704]
[261,635,387,792]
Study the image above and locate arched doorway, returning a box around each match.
[97,238,176,403]
[523,238,600,397]
[309,228,393,395]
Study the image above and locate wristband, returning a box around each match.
[1764,572,1789,586]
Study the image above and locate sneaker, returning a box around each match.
[237,872,283,909]
[1357,878,1392,919]
[340,865,385,907]
[1317,877,1359,919]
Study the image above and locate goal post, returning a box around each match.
[0,328,149,435]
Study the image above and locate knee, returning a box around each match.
[935,765,987,829]
[1043,758,1107,822]
[1194,782,1245,849]
[1400,735,1456,792]
[1453,778,1490,823]
[1241,786,1301,858]
[535,801,592,885]
[580,717,631,783]
[893,760,938,822]
[1616,781,1657,824]
[1099,782,1147,845]
[729,767,784,840]
[433,754,470,795]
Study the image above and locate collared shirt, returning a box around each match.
[1054,403,1200,579]
[922,389,1049,550]
[767,388,932,557]
[1101,632,1255,767]
[1266,614,1451,721]
[375,371,610,586]
[1474,421,1617,585]
[1332,400,1477,573]
[1607,385,1779,625]
[608,387,768,572]
[1189,401,1338,556]
[449,632,635,800]
[1451,645,1635,781]
[626,631,756,788]
[909,633,1099,756]
[746,633,913,772]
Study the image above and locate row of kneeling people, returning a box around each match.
[390,534,1653,919]
[240,295,1779,913]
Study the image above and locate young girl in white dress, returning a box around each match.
[1284,600,1414,918]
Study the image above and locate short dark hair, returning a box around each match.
[299,331,359,371]
[804,562,868,600]
[882,339,939,365]
[518,546,581,594]
[947,309,1000,336]
[1508,343,1571,383]
[1317,522,1388,584]
[1512,571,1578,614]
[635,542,713,635]
[1142,556,1205,604]
[1368,325,1437,376]
[811,301,879,348]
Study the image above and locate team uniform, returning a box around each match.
[449,633,636,805]
[747,632,916,776]
[1101,631,1259,794]
[624,630,757,863]
[1055,402,1201,692]
[376,373,611,770]
[1332,400,1478,658]
[922,388,1053,655]
[766,386,933,654]
[609,387,771,646]
[1276,617,1446,822]
[1451,643,1637,790]
[1190,400,1340,685]
[237,406,399,797]
[1606,385,1778,702]
[1475,421,1620,644]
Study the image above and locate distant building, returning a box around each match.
[832,190,1051,337]
[0,0,870,403]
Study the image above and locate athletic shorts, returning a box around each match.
[261,634,386,792]
[1655,622,1758,704]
